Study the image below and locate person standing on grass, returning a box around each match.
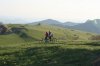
[48,31,53,41]
[45,32,48,42]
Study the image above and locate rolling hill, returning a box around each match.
[0,24,95,45]
[29,19,62,26]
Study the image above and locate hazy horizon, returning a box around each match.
[0,16,93,24]
[0,0,100,23]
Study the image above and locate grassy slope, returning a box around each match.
[0,24,95,45]
[0,24,94,45]
[0,34,25,45]
[26,25,94,40]
[0,24,98,66]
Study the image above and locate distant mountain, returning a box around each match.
[29,19,62,26]
[29,19,100,34]
[29,19,79,27]
[69,19,100,34]
[63,22,79,26]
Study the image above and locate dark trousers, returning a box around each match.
[49,36,51,41]
[45,36,48,42]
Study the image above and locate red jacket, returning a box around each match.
[45,32,48,37]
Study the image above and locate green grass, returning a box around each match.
[0,41,100,66]
[0,24,98,66]
[0,34,25,45]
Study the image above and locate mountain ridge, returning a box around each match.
[69,19,100,34]
[29,19,100,34]
[29,19,79,26]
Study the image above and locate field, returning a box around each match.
[1,40,100,66]
[0,24,99,66]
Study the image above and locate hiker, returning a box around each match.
[48,31,53,41]
[45,32,48,42]
[0,25,7,34]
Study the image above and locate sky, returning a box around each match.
[0,0,100,23]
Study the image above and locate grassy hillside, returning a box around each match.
[0,24,99,66]
[0,24,95,45]
[26,25,94,40]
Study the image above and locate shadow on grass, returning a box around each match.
[68,42,100,46]
[1,46,100,66]
[14,31,37,42]
[0,31,15,35]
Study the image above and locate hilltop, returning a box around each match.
[29,19,79,27]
